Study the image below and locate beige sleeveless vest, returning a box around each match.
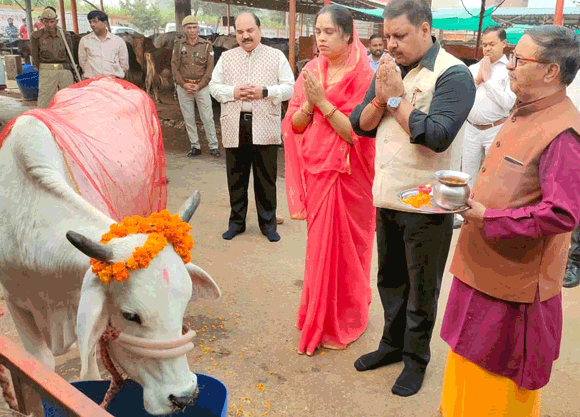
[373,48,466,211]
[219,43,283,148]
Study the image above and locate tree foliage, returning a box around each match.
[119,0,162,32]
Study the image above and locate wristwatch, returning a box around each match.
[387,97,402,110]
[262,86,269,98]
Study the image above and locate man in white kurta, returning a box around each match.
[462,26,516,189]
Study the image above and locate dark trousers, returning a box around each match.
[567,225,580,268]
[376,207,453,372]
[225,117,277,233]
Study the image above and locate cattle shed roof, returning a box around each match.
[205,0,385,22]
[492,7,580,28]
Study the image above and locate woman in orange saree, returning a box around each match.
[282,5,376,356]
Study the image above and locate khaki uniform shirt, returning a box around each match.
[31,27,73,68]
[171,36,214,90]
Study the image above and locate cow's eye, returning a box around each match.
[121,312,142,325]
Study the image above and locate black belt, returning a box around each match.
[240,112,252,121]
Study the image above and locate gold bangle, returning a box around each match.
[323,106,338,119]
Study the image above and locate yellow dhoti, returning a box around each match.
[440,350,541,417]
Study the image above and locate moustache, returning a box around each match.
[242,38,252,43]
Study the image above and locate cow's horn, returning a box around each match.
[66,231,113,262]
[177,191,201,223]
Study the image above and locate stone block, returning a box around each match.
[4,55,22,80]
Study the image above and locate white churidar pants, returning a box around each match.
[461,122,503,189]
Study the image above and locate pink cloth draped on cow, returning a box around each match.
[0,77,167,220]
[282,31,376,354]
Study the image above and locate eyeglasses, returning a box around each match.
[509,54,550,67]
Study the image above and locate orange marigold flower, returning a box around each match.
[91,210,194,285]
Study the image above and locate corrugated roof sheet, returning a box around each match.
[493,7,580,16]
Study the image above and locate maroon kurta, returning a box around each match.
[441,129,580,390]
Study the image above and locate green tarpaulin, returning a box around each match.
[431,7,496,31]
[505,25,580,45]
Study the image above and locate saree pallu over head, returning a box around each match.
[282,32,375,220]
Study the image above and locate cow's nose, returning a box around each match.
[169,387,199,411]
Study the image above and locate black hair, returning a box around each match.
[383,0,432,29]
[87,10,108,23]
[370,34,383,42]
[483,25,507,41]
[236,12,260,28]
[315,5,354,44]
[45,6,57,13]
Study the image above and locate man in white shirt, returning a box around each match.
[368,34,384,73]
[78,10,129,79]
[462,26,516,189]
[209,12,294,242]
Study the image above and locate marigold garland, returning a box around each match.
[90,210,194,285]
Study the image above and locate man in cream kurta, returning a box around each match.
[349,0,476,397]
[209,12,294,242]
[78,10,128,79]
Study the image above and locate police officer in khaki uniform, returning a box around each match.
[171,15,220,157]
[31,8,75,108]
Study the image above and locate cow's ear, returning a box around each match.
[77,270,109,381]
[185,263,221,301]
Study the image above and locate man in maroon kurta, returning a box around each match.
[440,25,580,416]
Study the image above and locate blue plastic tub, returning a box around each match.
[15,70,39,101]
[42,375,227,417]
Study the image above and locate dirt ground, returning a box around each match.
[1,87,580,417]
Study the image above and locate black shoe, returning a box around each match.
[209,148,221,157]
[222,225,245,240]
[187,148,202,157]
[263,230,280,242]
[391,365,426,397]
[563,265,580,288]
[354,347,402,371]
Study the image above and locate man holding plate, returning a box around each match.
[440,25,580,416]
[349,0,475,397]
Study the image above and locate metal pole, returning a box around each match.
[474,0,486,60]
[70,0,79,33]
[289,0,296,73]
[24,0,33,39]
[58,0,67,31]
[227,4,231,35]
[554,0,565,25]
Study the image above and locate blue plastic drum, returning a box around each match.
[42,375,227,417]
[21,63,35,74]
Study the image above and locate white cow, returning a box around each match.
[0,115,221,414]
